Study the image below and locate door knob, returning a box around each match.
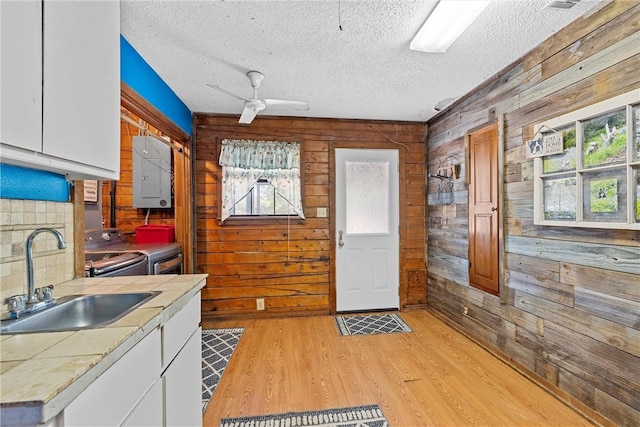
[338,230,344,248]
[491,206,497,212]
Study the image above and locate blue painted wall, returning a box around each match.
[2,35,192,202]
[0,164,70,202]
[120,36,193,137]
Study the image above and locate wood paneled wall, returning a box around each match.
[101,119,175,242]
[425,2,639,426]
[194,115,426,318]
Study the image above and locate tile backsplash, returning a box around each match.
[0,199,75,307]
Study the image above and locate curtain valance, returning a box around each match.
[219,139,300,170]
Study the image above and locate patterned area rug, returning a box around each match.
[220,404,388,427]
[335,313,412,336]
[202,327,244,413]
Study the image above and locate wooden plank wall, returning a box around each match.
[425,2,640,426]
[193,115,426,318]
[101,119,175,242]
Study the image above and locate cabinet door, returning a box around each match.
[42,0,120,175]
[0,0,42,151]
[122,379,163,427]
[163,327,203,427]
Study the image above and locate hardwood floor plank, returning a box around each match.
[203,311,595,426]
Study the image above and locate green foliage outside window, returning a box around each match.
[636,172,640,222]
[582,109,626,167]
[589,178,618,213]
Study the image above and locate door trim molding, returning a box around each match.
[497,115,507,304]
[329,143,406,314]
[120,83,194,274]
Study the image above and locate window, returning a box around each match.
[533,89,640,229]
[345,160,390,234]
[219,139,304,221]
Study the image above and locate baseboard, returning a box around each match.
[201,308,329,322]
[401,304,428,310]
[202,306,426,322]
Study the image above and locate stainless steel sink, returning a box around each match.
[0,292,161,334]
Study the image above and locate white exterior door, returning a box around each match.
[335,148,399,312]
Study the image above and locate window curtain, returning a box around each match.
[219,139,304,221]
[219,139,300,169]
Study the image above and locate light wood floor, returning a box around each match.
[202,310,594,426]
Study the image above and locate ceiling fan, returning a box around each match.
[207,71,309,124]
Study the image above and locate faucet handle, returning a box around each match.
[4,295,26,312]
[36,285,55,302]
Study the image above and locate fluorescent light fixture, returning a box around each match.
[410,0,491,53]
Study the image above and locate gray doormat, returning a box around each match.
[220,404,388,427]
[335,313,412,336]
[202,327,244,413]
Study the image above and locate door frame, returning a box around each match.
[464,116,506,302]
[120,83,194,273]
[329,141,407,314]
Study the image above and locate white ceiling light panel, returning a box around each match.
[410,0,491,53]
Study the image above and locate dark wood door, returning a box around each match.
[468,123,499,295]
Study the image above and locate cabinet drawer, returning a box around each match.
[162,291,200,369]
[63,329,161,426]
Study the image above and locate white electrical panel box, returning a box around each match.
[133,136,172,208]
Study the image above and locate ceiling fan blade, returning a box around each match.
[238,105,258,124]
[264,99,309,111]
[206,83,249,102]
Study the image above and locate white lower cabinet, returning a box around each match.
[63,329,161,426]
[163,328,202,427]
[121,380,163,427]
[161,292,202,427]
[57,291,202,427]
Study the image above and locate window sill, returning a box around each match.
[219,215,306,226]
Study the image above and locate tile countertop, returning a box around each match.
[0,274,207,425]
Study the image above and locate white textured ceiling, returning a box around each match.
[120,0,604,123]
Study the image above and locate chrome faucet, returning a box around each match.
[4,228,67,319]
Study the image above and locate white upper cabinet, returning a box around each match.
[0,0,42,152]
[43,1,120,177]
[0,0,120,180]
